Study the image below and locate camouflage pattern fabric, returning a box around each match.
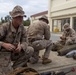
[27,20,53,63]
[58,44,76,56]
[0,52,13,75]
[0,21,34,74]
[52,24,76,51]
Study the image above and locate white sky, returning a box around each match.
[0,0,48,18]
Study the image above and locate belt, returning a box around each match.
[29,38,42,42]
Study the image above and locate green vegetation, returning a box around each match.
[23,18,30,26]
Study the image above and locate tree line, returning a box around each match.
[0,15,30,26]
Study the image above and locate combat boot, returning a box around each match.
[42,57,52,64]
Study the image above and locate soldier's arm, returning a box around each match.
[60,31,66,40]
[70,29,76,40]
[44,25,51,40]
[20,27,28,51]
[0,25,7,48]
[0,24,16,51]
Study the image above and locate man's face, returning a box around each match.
[13,16,23,26]
[64,25,70,31]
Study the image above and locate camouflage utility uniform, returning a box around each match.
[61,29,76,45]
[0,6,34,75]
[52,23,76,51]
[27,16,53,64]
[0,21,34,75]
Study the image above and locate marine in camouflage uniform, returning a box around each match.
[27,16,53,64]
[0,5,34,75]
[52,23,76,51]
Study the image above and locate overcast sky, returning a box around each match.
[0,0,48,18]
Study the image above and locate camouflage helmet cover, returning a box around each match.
[39,15,49,24]
[63,23,70,30]
[9,5,26,17]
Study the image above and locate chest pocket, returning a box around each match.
[4,32,15,43]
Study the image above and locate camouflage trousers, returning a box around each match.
[65,38,76,45]
[0,52,13,75]
[12,46,34,69]
[11,46,34,61]
[52,39,76,51]
[52,40,65,51]
[29,40,53,63]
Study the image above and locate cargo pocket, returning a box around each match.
[32,40,43,50]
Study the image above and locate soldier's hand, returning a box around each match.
[60,36,66,40]
[60,36,63,39]
[2,43,16,51]
[15,42,22,53]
